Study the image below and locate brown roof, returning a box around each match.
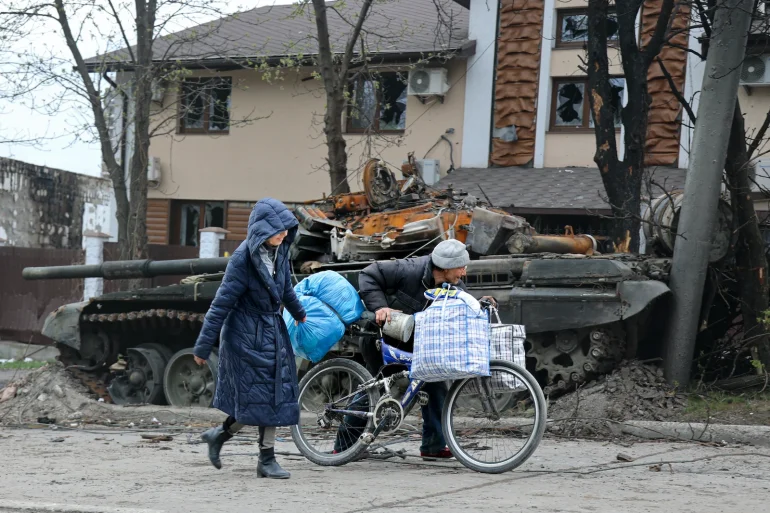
[85,0,471,71]
[437,166,688,213]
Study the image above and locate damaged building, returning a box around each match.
[0,157,116,249]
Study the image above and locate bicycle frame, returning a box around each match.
[323,338,426,424]
[323,302,503,438]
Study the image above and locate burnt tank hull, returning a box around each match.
[29,253,672,404]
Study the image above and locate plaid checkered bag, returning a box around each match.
[466,308,527,392]
[410,286,491,383]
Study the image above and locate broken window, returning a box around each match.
[347,72,407,133]
[179,77,232,134]
[551,78,625,131]
[556,9,619,47]
[171,200,225,246]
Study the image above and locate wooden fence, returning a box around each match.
[0,246,84,344]
[1,241,240,344]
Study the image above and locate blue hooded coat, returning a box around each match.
[193,198,306,426]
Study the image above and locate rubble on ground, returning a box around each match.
[0,362,226,427]
[548,360,687,437]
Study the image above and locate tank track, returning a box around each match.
[529,324,626,396]
[60,309,205,403]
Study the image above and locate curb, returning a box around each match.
[618,420,770,448]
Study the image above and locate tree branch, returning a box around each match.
[643,0,676,67]
[656,56,697,124]
[748,109,770,158]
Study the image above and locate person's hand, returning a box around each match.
[295,316,307,326]
[480,296,498,308]
[375,308,401,325]
[193,356,206,366]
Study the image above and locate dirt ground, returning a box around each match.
[0,427,768,513]
[2,361,768,435]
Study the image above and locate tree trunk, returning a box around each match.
[125,0,155,262]
[325,91,350,194]
[311,0,350,195]
[725,102,770,369]
[586,0,645,252]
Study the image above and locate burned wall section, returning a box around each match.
[0,157,112,249]
[491,0,544,167]
[642,1,690,167]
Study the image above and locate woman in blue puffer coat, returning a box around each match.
[193,198,306,479]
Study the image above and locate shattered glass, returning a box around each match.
[560,12,619,44]
[555,82,584,127]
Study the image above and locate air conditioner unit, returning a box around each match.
[751,159,770,194]
[151,80,165,104]
[148,157,161,188]
[407,68,449,97]
[740,55,770,86]
[402,158,440,186]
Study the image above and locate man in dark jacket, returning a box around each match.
[336,239,496,459]
[193,198,307,479]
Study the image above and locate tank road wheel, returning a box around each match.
[108,344,171,405]
[527,323,626,395]
[163,348,219,408]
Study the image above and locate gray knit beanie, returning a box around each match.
[431,239,470,269]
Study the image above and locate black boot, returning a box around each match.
[257,448,290,479]
[201,425,233,469]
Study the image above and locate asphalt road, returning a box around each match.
[0,427,768,513]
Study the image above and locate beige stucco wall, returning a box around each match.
[147,61,465,203]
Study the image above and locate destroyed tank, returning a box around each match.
[20,157,732,405]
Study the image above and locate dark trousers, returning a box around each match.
[333,338,447,454]
[223,416,275,450]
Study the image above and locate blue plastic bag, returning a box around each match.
[283,295,346,363]
[293,270,364,324]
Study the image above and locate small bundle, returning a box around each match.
[282,271,364,363]
[411,286,491,382]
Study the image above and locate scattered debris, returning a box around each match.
[616,453,635,462]
[0,386,16,403]
[37,416,56,424]
[141,434,173,442]
[51,437,65,443]
[549,360,687,437]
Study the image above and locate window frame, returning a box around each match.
[549,76,625,133]
[169,199,227,247]
[555,7,619,49]
[177,77,232,135]
[345,71,408,135]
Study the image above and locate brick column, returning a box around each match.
[83,230,110,301]
[199,227,230,258]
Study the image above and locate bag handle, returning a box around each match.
[490,306,502,324]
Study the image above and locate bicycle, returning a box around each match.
[290,303,548,474]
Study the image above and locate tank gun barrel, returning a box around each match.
[22,258,230,281]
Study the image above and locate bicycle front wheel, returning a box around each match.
[290,358,380,466]
[442,359,547,474]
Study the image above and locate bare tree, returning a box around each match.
[306,0,373,194]
[586,0,676,251]
[647,0,770,371]
[0,0,262,260]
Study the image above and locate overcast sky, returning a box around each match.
[0,0,296,177]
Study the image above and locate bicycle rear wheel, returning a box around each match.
[442,359,547,474]
[290,358,380,466]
